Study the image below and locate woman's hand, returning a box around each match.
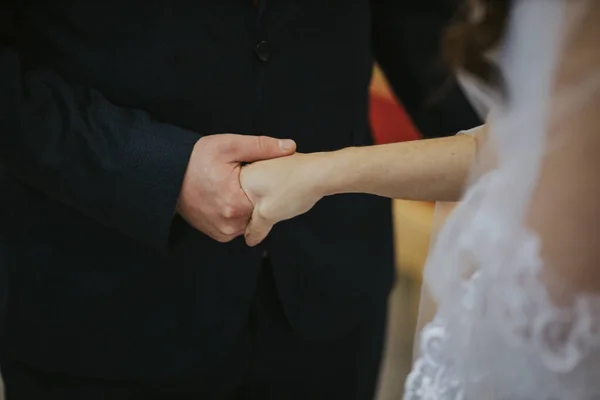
[240,152,327,246]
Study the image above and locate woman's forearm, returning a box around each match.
[239,126,482,245]
[314,131,479,202]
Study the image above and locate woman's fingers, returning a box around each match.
[244,210,273,247]
[239,164,276,246]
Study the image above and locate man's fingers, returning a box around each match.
[244,213,273,247]
[230,135,296,163]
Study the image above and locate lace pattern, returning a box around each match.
[404,171,600,400]
[405,321,463,400]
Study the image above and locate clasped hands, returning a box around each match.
[177,134,323,247]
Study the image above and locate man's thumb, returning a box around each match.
[232,135,296,162]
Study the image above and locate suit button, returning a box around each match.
[255,40,272,62]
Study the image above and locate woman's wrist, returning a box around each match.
[307,147,361,197]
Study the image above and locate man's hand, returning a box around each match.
[177,134,296,242]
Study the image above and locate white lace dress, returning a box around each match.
[403,1,600,399]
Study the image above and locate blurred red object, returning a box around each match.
[369,93,420,144]
[369,66,421,145]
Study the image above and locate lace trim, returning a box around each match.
[405,174,600,399]
[404,322,464,400]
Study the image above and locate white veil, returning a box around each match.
[406,0,600,398]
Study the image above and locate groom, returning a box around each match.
[0,1,480,399]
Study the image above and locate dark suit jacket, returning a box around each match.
[0,0,480,378]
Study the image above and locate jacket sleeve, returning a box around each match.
[371,0,482,138]
[0,13,199,252]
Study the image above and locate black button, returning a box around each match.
[255,41,272,62]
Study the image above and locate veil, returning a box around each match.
[406,0,600,398]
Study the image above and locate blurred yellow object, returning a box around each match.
[370,66,391,98]
[392,200,435,281]
[392,200,458,281]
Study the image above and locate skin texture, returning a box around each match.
[241,131,479,246]
[177,134,296,242]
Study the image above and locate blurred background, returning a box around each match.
[368,65,435,400]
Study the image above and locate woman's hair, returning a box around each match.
[443,0,511,87]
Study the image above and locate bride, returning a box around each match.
[240,0,600,398]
